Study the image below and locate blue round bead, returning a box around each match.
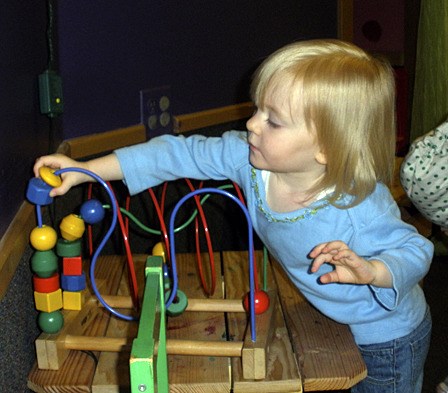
[80,199,105,224]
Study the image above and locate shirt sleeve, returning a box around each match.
[114,130,248,195]
[349,185,433,310]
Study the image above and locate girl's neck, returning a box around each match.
[266,171,323,212]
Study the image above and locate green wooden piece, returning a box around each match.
[130,255,168,393]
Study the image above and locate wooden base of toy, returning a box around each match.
[28,251,366,392]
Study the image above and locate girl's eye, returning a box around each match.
[266,118,280,128]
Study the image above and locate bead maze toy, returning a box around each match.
[27,167,302,392]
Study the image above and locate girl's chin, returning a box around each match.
[249,156,267,170]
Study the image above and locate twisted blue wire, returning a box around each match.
[55,167,136,321]
[36,204,43,227]
[167,187,257,342]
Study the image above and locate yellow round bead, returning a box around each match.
[39,166,62,188]
[30,225,58,251]
[60,214,85,241]
[152,242,166,262]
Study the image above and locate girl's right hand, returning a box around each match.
[33,154,91,197]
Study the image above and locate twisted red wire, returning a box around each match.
[184,179,216,296]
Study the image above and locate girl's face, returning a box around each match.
[246,82,326,176]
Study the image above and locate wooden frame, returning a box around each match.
[338,0,354,41]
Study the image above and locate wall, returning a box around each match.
[0,4,50,391]
[57,1,337,139]
[353,0,405,55]
[0,1,338,241]
[0,3,51,238]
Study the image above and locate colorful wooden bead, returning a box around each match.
[61,272,86,292]
[39,166,62,188]
[80,199,105,224]
[34,288,63,313]
[60,214,85,241]
[26,178,53,206]
[243,290,270,315]
[165,289,188,317]
[31,250,58,278]
[56,238,82,257]
[62,256,83,276]
[30,225,58,251]
[38,310,64,334]
[33,273,60,293]
[152,242,166,262]
[63,291,85,311]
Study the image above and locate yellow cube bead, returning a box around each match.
[34,289,63,312]
[63,291,85,311]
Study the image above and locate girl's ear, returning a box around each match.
[315,150,327,165]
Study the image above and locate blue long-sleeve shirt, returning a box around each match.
[114,130,433,345]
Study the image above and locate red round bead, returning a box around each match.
[243,289,270,315]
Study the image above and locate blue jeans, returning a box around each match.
[351,307,432,393]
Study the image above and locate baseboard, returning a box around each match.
[174,102,253,133]
[57,124,147,159]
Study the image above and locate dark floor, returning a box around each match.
[422,252,448,393]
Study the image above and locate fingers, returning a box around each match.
[309,241,349,273]
[48,182,71,198]
[34,154,69,176]
[318,270,339,284]
[309,241,349,257]
[33,154,78,197]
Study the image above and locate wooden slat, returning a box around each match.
[241,290,278,379]
[100,295,246,313]
[57,124,146,159]
[223,251,302,393]
[91,255,145,393]
[175,102,253,133]
[166,252,231,393]
[271,259,367,391]
[337,0,353,42]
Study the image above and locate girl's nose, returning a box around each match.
[246,113,259,134]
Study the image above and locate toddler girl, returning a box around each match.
[34,39,433,393]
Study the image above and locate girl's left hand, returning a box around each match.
[309,241,377,285]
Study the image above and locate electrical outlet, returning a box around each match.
[38,70,64,118]
[140,86,173,138]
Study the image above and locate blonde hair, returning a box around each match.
[251,39,396,207]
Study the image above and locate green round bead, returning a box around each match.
[165,289,188,317]
[56,238,82,257]
[31,250,58,278]
[38,310,64,334]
